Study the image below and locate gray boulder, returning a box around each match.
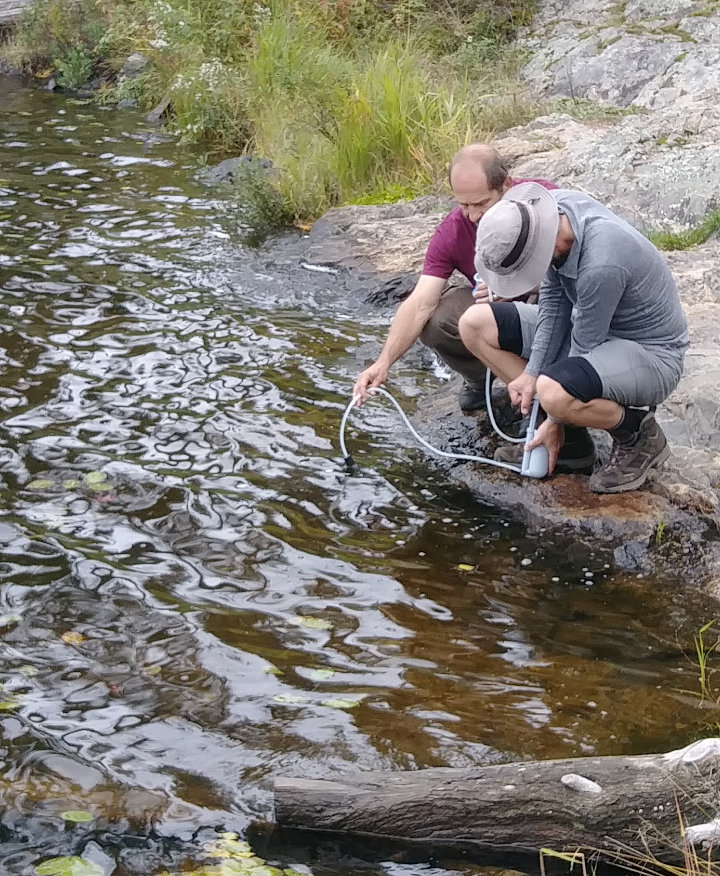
[198,155,272,185]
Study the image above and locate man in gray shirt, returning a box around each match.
[459,183,688,493]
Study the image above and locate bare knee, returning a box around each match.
[458,303,498,348]
[537,375,575,418]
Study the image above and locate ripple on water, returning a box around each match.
[0,79,714,876]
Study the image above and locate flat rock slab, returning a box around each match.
[0,0,30,24]
[409,382,716,574]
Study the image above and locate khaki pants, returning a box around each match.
[419,284,487,387]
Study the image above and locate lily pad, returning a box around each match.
[457,563,475,572]
[0,699,20,711]
[27,479,55,490]
[0,614,21,628]
[85,471,108,485]
[34,856,104,876]
[295,616,333,631]
[62,479,81,489]
[61,631,85,645]
[263,664,282,676]
[60,809,94,823]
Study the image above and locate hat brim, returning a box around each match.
[477,183,559,300]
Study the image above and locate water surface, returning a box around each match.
[0,79,715,875]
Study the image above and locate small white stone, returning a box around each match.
[561,773,602,794]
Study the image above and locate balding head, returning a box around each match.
[448,144,511,224]
[449,144,509,190]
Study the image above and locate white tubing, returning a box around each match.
[340,284,548,477]
[484,365,526,444]
[340,387,523,474]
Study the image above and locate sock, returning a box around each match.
[563,424,588,442]
[608,406,647,441]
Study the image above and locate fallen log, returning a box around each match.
[274,738,720,866]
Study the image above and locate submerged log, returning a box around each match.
[274,739,720,865]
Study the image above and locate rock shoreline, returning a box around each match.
[301,1,720,583]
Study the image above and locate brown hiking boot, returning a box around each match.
[458,380,486,412]
[589,412,669,493]
[494,427,596,475]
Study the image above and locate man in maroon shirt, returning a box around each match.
[352,143,556,411]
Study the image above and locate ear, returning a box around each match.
[501,178,513,194]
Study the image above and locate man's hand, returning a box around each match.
[507,372,537,415]
[472,281,491,304]
[525,419,563,475]
[352,362,389,405]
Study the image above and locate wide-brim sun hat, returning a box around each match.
[474,182,560,299]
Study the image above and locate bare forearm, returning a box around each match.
[375,275,446,368]
[377,298,435,366]
[353,275,445,404]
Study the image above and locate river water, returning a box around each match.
[0,78,715,876]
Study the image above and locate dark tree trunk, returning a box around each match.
[274,739,720,866]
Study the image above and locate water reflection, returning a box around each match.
[0,78,714,874]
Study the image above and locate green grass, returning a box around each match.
[554,96,639,120]
[0,0,106,75]
[1,0,541,229]
[647,208,720,251]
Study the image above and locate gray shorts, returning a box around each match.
[517,304,683,407]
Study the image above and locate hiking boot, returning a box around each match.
[458,380,486,412]
[589,412,669,493]
[494,426,597,475]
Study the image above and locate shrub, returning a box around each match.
[2,0,543,221]
[230,161,293,247]
[54,45,93,88]
[2,0,105,74]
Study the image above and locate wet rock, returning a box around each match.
[80,841,115,875]
[197,155,273,185]
[118,52,149,80]
[146,93,172,125]
[305,196,450,274]
[613,539,650,571]
[364,273,418,305]
[119,848,171,875]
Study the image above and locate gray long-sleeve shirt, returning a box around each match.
[525,190,689,377]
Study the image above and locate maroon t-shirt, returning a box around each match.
[422,178,558,284]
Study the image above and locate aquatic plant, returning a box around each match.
[693,620,719,705]
[156,832,311,876]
